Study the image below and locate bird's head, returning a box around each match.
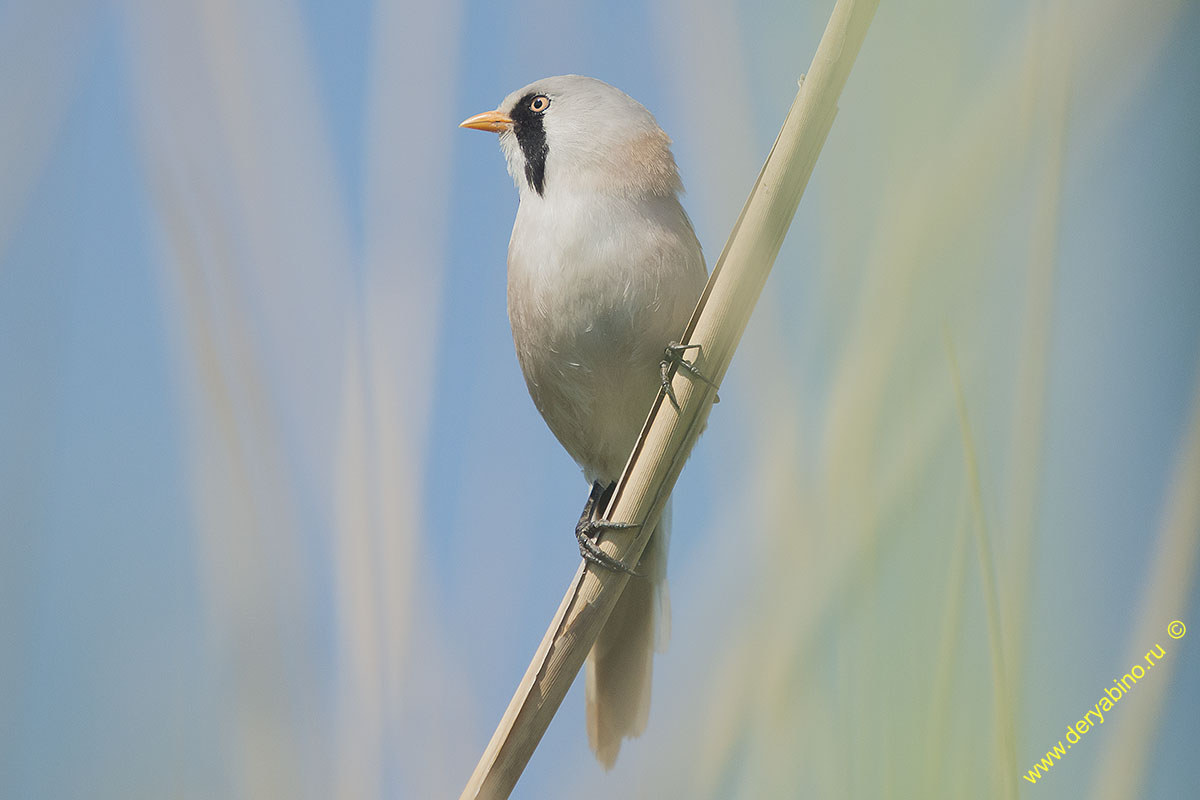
[460,75,682,200]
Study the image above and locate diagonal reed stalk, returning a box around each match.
[459,1,880,797]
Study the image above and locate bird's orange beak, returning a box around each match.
[459,110,514,133]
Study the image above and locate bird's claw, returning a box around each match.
[576,518,643,575]
[575,480,643,575]
[660,341,720,411]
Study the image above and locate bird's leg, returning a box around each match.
[575,481,642,575]
[661,341,720,411]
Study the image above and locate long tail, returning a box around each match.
[585,501,671,768]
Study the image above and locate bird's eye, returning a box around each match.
[529,95,550,113]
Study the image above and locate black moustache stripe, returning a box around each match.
[510,93,549,196]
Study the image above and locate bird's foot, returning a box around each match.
[576,519,643,575]
[576,481,642,575]
[661,341,720,411]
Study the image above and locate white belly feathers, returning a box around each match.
[507,191,705,484]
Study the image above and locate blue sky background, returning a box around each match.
[2,1,1198,798]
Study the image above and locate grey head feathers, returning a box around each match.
[497,75,684,200]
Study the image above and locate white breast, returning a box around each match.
[507,190,706,484]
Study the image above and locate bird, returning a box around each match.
[460,75,708,768]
